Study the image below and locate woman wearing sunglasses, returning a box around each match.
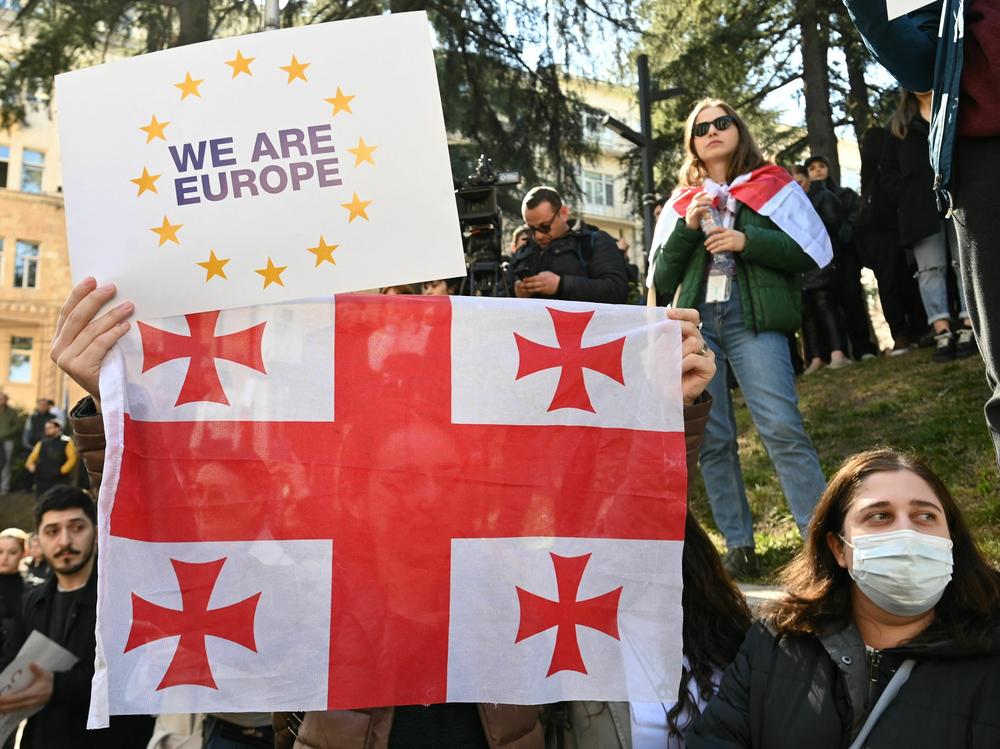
[687,449,1000,748]
[648,99,832,579]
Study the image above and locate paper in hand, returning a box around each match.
[0,631,79,743]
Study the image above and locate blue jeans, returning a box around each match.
[913,221,969,324]
[698,282,827,548]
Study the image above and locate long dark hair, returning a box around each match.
[889,89,922,140]
[677,98,767,188]
[668,512,752,735]
[768,448,1000,644]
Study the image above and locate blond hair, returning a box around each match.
[0,528,27,551]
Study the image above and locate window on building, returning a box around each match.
[20,149,44,193]
[583,171,615,208]
[583,111,604,135]
[8,337,32,384]
[0,145,9,188]
[14,241,38,288]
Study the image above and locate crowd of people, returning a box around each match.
[0,396,78,499]
[0,0,997,746]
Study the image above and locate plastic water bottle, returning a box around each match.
[702,209,735,274]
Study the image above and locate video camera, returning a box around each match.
[454,154,520,296]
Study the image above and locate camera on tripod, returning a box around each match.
[454,154,520,296]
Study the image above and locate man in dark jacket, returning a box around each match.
[21,399,56,452]
[24,418,78,498]
[805,155,878,361]
[512,186,629,304]
[0,486,153,748]
[855,126,927,354]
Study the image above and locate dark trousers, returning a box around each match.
[833,247,878,358]
[802,287,845,361]
[952,135,1000,470]
[857,227,928,341]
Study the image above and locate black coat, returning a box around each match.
[856,126,899,231]
[687,620,1000,749]
[880,115,942,246]
[511,221,630,304]
[0,569,154,749]
[802,183,840,290]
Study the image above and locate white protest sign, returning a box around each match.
[0,630,79,743]
[886,0,933,20]
[56,12,465,319]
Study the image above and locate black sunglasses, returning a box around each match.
[693,115,736,138]
[526,205,561,235]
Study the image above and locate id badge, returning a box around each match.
[705,271,731,303]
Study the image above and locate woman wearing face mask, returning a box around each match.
[687,449,1000,748]
[648,99,832,579]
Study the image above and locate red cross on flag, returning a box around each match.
[88,295,687,727]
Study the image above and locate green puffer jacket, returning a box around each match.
[652,207,819,334]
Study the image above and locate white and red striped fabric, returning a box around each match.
[89,294,687,726]
[647,164,833,287]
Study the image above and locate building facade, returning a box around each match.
[0,107,84,412]
[568,76,646,270]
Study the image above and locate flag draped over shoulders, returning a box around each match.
[646,164,833,288]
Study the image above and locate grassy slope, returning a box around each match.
[687,348,999,582]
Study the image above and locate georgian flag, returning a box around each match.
[89,295,688,726]
[646,164,833,287]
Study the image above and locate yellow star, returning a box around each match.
[307,236,339,267]
[341,192,372,223]
[255,257,288,288]
[174,72,204,100]
[197,249,230,281]
[150,216,183,246]
[346,137,377,167]
[130,167,161,196]
[324,87,355,116]
[139,115,170,143]
[280,55,310,84]
[225,50,255,78]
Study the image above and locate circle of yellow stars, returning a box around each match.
[134,48,379,289]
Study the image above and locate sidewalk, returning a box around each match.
[738,583,784,613]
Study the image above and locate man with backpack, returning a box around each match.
[512,186,630,304]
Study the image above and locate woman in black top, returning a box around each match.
[687,449,1000,748]
[881,90,976,361]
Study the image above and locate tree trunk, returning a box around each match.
[798,0,841,181]
[839,10,873,145]
[176,0,210,46]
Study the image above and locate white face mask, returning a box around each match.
[841,528,954,617]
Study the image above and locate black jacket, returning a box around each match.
[856,127,899,232]
[802,183,841,290]
[0,568,153,749]
[511,220,629,304]
[880,115,942,246]
[687,620,1000,749]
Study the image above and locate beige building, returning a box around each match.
[568,76,645,268]
[0,106,84,413]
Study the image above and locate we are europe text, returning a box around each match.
[169,123,342,206]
